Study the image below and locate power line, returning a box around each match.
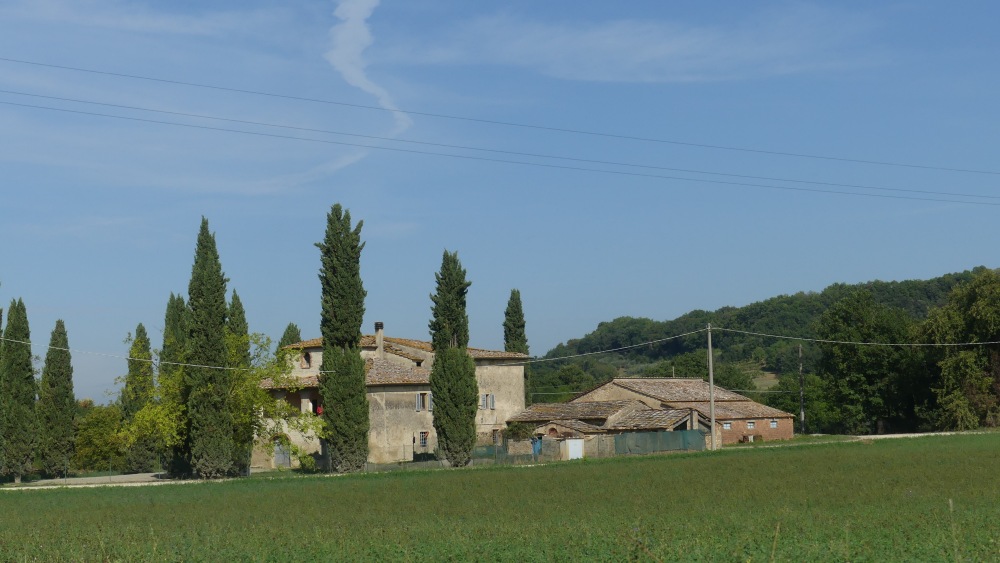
[3,88,999,202]
[2,55,998,176]
[5,99,1000,208]
[714,327,1000,347]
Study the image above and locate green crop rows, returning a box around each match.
[2,434,999,561]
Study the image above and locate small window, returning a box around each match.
[747,421,756,430]
[770,420,778,429]
[419,431,429,447]
[480,394,489,410]
[492,429,500,444]
[300,352,311,369]
[722,422,732,430]
[416,393,428,412]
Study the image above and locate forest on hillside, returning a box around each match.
[530,266,995,434]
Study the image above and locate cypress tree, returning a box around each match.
[316,203,369,472]
[160,293,190,476]
[0,305,4,473]
[226,290,253,475]
[277,323,302,350]
[185,218,234,478]
[503,289,531,405]
[428,251,477,467]
[429,251,471,350]
[0,299,36,483]
[36,319,76,478]
[121,323,157,473]
[227,291,251,369]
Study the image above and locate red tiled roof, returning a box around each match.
[666,401,793,420]
[261,358,430,389]
[606,409,693,431]
[508,400,646,423]
[284,335,529,360]
[610,378,751,403]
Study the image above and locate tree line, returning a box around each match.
[532,267,1000,434]
[0,204,531,481]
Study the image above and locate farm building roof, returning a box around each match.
[507,400,647,423]
[261,358,430,389]
[283,335,528,360]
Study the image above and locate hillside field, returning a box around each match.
[2,434,999,561]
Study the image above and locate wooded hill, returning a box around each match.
[532,266,991,434]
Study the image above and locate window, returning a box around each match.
[419,431,429,447]
[299,352,311,369]
[415,393,428,412]
[480,393,496,410]
[747,421,756,430]
[492,429,500,444]
[722,422,732,430]
[770,420,778,429]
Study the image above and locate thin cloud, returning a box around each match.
[0,0,284,36]
[325,0,412,136]
[384,6,883,83]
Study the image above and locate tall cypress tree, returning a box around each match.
[226,290,253,475]
[429,251,471,350]
[277,323,302,350]
[316,203,369,472]
[0,305,4,473]
[428,251,477,467]
[503,289,531,405]
[122,323,157,473]
[185,218,234,478]
[36,319,76,478]
[160,293,190,476]
[0,299,36,483]
[227,291,251,369]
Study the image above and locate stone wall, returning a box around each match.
[720,416,794,444]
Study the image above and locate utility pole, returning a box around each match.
[707,323,716,450]
[799,344,806,434]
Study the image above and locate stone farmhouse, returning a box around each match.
[571,378,795,445]
[256,322,528,467]
[507,399,716,454]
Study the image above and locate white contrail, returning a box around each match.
[325,0,412,137]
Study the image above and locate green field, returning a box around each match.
[2,434,999,561]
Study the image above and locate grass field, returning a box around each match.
[2,434,999,561]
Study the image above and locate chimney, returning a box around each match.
[375,321,384,359]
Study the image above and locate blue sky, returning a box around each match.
[1,1,999,401]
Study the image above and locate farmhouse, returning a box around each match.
[256,322,528,467]
[571,378,795,445]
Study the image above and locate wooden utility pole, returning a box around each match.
[799,344,806,434]
[707,323,716,450]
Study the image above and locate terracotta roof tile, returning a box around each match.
[284,335,529,360]
[665,401,793,420]
[610,378,750,403]
[606,409,692,430]
[542,419,606,433]
[508,400,646,423]
[261,358,430,389]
